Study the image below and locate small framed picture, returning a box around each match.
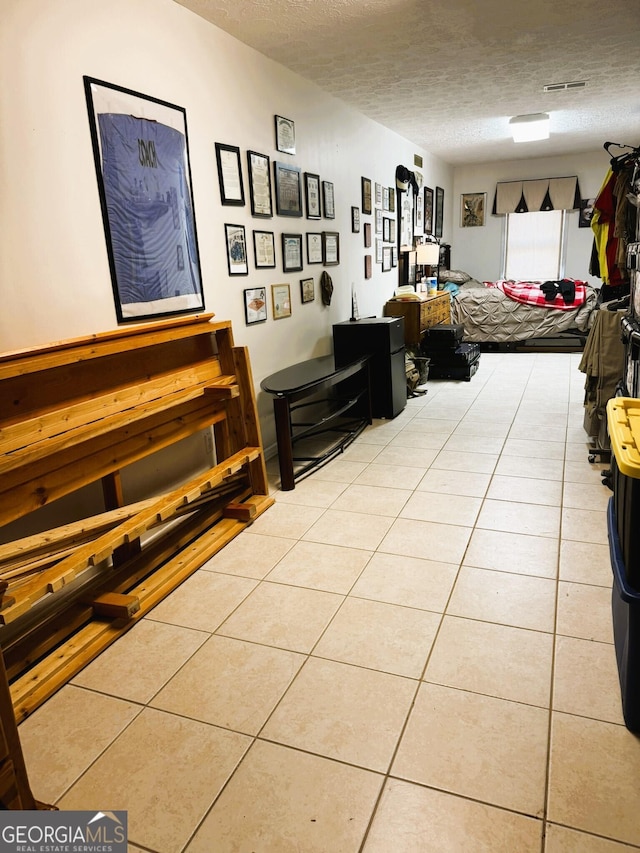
[383,217,390,243]
[364,222,372,248]
[271,283,292,319]
[415,191,424,237]
[375,208,383,234]
[392,246,398,267]
[274,161,302,217]
[364,254,372,279]
[376,238,383,264]
[461,192,486,227]
[579,198,595,228]
[253,229,276,268]
[224,223,248,275]
[389,187,395,213]
[246,150,272,218]
[282,233,303,272]
[375,182,382,207]
[382,246,392,272]
[361,177,372,215]
[306,232,323,264]
[322,180,335,219]
[383,187,390,211]
[424,187,434,235]
[351,206,360,233]
[300,277,315,303]
[215,142,245,206]
[435,186,444,238]
[244,287,267,325]
[275,115,295,155]
[322,231,339,265]
[304,172,321,219]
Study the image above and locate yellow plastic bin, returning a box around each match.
[607,397,640,586]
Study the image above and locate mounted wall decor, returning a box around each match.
[322,231,340,265]
[244,287,268,324]
[282,233,303,272]
[361,177,372,215]
[252,230,276,268]
[274,161,302,217]
[275,115,296,155]
[461,192,486,227]
[224,223,248,275]
[215,142,245,206]
[322,181,335,219]
[247,150,272,217]
[435,186,445,238]
[424,187,434,235]
[271,283,292,319]
[83,76,205,322]
[304,172,321,219]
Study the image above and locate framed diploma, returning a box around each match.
[306,232,323,264]
[322,180,335,219]
[252,230,276,269]
[282,233,303,272]
[322,231,339,266]
[275,115,296,155]
[271,283,292,319]
[246,150,272,217]
[304,172,321,219]
[274,161,302,217]
[215,142,244,206]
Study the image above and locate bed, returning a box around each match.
[441,270,599,345]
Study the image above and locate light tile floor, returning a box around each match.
[18,351,640,852]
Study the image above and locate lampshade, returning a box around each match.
[415,242,440,265]
[509,113,550,143]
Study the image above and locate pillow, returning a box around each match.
[438,268,471,284]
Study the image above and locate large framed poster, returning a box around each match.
[84,76,204,322]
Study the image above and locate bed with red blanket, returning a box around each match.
[447,274,599,345]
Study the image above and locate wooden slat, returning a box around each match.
[0,400,229,526]
[0,364,232,471]
[10,493,274,721]
[0,314,224,380]
[92,593,140,620]
[0,448,261,623]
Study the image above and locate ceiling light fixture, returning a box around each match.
[509,112,550,143]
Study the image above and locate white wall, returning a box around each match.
[0,0,453,455]
[451,151,608,285]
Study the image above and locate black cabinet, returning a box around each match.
[333,317,406,419]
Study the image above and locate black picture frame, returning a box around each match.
[435,186,444,238]
[252,229,276,268]
[304,172,321,219]
[364,222,372,248]
[274,161,302,217]
[282,233,303,272]
[382,246,392,272]
[322,180,335,219]
[424,187,434,235]
[306,232,323,264]
[300,277,315,303]
[322,231,340,265]
[275,115,296,155]
[215,142,245,206]
[246,150,272,218]
[351,206,360,233]
[361,177,372,215]
[364,254,372,279]
[389,187,395,213]
[83,75,204,323]
[383,217,390,243]
[224,223,248,276]
[244,287,267,325]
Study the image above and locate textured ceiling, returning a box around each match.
[175,0,640,165]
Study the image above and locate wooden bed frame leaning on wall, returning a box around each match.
[0,313,273,808]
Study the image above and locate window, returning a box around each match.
[503,210,566,280]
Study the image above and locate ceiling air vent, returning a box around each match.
[543,81,587,92]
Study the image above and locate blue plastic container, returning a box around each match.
[608,498,640,733]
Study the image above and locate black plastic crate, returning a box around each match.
[423,323,464,348]
[430,342,481,367]
[621,316,640,397]
[608,498,640,733]
[429,357,480,382]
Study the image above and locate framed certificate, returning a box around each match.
[322,231,339,265]
[282,233,303,272]
[246,150,272,217]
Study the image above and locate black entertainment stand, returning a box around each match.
[261,354,371,490]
